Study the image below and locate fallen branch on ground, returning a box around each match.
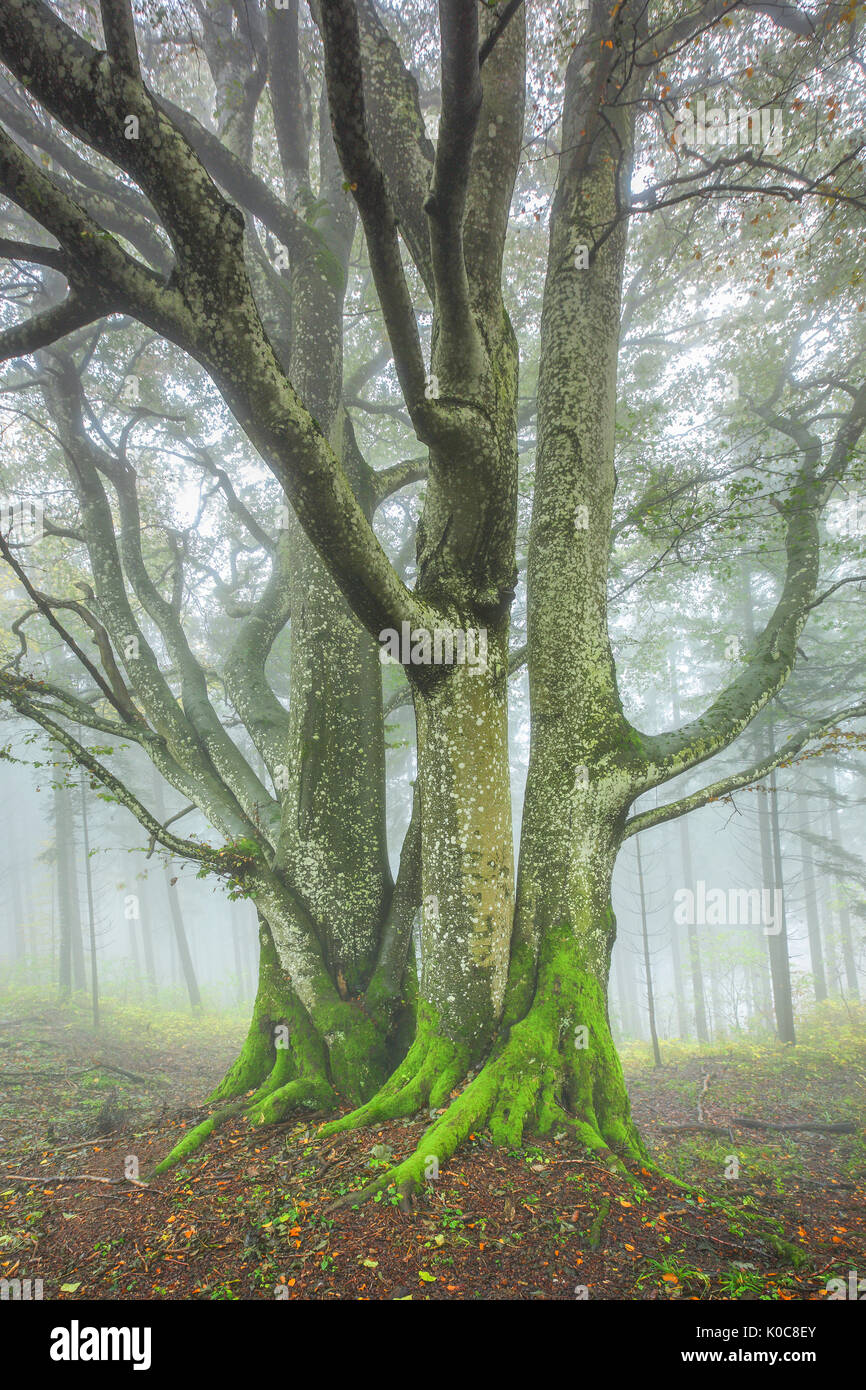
[3,1172,151,1188]
[731,1116,857,1134]
[0,1063,159,1086]
[660,1117,857,1135]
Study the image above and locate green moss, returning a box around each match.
[329,920,645,1206]
[206,924,305,1104]
[318,1000,471,1138]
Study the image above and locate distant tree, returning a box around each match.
[0,0,864,1195]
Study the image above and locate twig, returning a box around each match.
[659,1124,732,1135]
[0,1063,159,1086]
[3,1172,153,1190]
[660,1117,857,1135]
[697,1072,711,1125]
[731,1116,857,1135]
[660,1216,757,1257]
[45,1132,123,1153]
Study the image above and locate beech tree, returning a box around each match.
[0,0,864,1197]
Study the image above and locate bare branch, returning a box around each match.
[317,0,427,411]
[0,237,66,272]
[0,675,221,864]
[478,0,524,66]
[0,293,109,361]
[372,456,428,507]
[423,0,484,376]
[99,0,141,79]
[624,706,866,839]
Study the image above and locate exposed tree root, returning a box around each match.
[205,927,321,1106]
[317,1004,471,1138]
[151,1098,248,1175]
[322,960,648,1208]
[150,929,391,1175]
[150,1055,336,1176]
[244,1073,335,1126]
[325,1043,643,1212]
[153,928,651,1199]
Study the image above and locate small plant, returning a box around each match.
[208,1281,240,1300]
[717,1266,765,1298]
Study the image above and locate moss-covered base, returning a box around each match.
[150,924,391,1176]
[206,928,316,1105]
[151,923,643,1195]
[317,1001,473,1139]
[322,924,645,1205]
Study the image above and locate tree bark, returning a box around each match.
[636,835,662,1067]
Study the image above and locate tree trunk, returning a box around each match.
[827,767,860,1000]
[636,835,662,1067]
[54,780,86,994]
[5,807,26,965]
[150,769,201,1008]
[766,757,796,1043]
[79,765,99,1029]
[797,795,828,1002]
[680,811,710,1044]
[708,937,726,1041]
[230,903,248,1005]
[164,874,200,1009]
[668,658,709,1041]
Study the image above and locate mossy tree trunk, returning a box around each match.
[2,0,865,1200]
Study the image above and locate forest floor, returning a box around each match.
[1,989,864,1301]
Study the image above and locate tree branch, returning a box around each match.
[317,0,427,412]
[0,676,221,864]
[371,455,428,507]
[0,237,66,271]
[478,0,524,66]
[624,705,866,839]
[0,293,109,361]
[0,529,141,722]
[424,0,483,378]
[99,0,141,79]
[634,386,866,791]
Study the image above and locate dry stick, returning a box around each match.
[0,1063,158,1086]
[731,1117,857,1134]
[659,1216,758,1257]
[660,1119,857,1135]
[44,1132,123,1153]
[3,1172,150,1188]
[696,1072,711,1125]
[661,1124,747,1135]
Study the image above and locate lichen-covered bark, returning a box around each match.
[4,0,862,1203]
[413,656,514,1056]
[275,239,391,991]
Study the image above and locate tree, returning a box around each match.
[0,0,864,1198]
